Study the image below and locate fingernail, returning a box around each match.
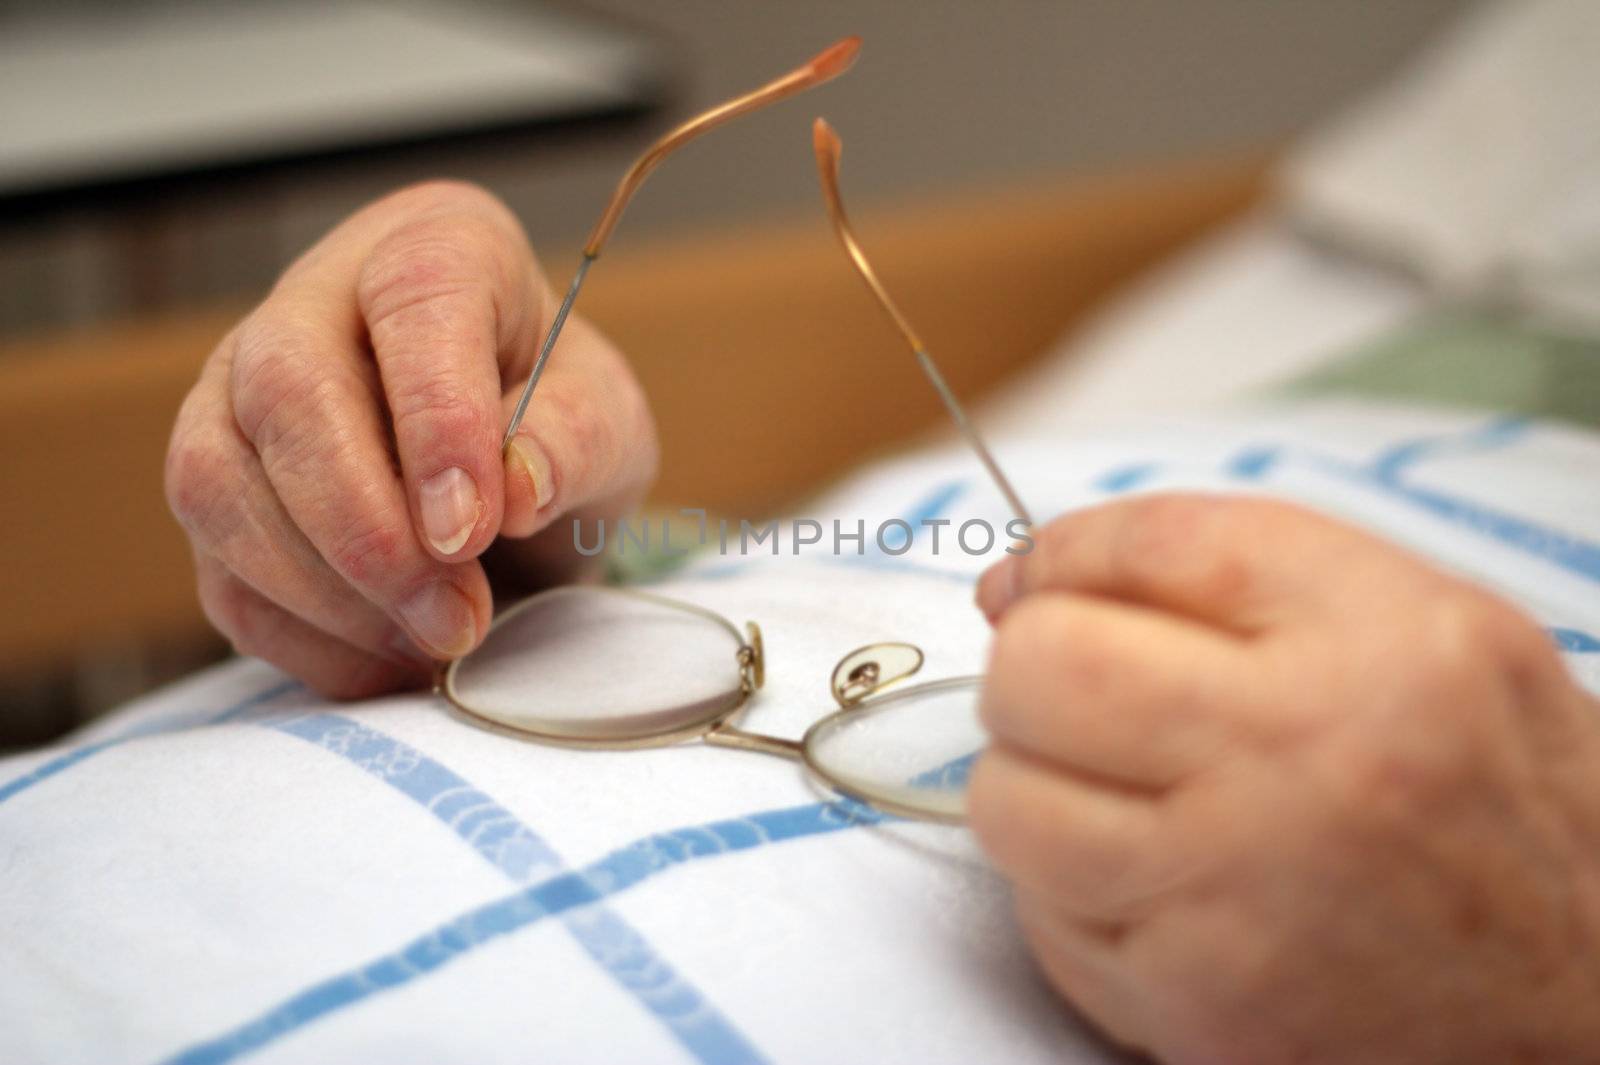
[419,466,482,555]
[507,436,554,511]
[398,582,477,658]
[975,557,1022,623]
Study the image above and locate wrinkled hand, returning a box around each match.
[167,181,656,697]
[971,494,1600,1064]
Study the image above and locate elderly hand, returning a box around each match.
[166,181,657,698]
[971,494,1600,1064]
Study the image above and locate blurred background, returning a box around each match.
[0,0,1475,747]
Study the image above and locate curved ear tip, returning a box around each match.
[810,36,862,79]
[812,117,840,155]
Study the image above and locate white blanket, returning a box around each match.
[5,387,1599,1064]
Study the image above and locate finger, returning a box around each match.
[196,552,430,699]
[168,350,433,665]
[355,191,544,561]
[977,493,1411,632]
[228,303,492,660]
[969,747,1178,922]
[501,312,658,540]
[981,593,1248,787]
[1013,890,1153,1055]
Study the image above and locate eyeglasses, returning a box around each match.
[441,585,986,822]
[450,39,1032,824]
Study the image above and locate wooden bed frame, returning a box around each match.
[0,153,1266,675]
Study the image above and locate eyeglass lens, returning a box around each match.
[447,587,746,742]
[804,681,983,820]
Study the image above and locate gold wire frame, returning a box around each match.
[799,675,979,824]
[439,586,759,752]
[583,37,861,259]
[502,37,862,451]
[438,586,979,824]
[465,41,1014,825]
[811,118,1035,529]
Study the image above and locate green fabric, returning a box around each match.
[1278,310,1600,429]
[604,509,714,584]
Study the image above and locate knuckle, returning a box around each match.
[254,373,352,479]
[1112,494,1252,601]
[1124,492,1224,544]
[231,310,292,382]
[982,599,1086,734]
[1319,598,1504,810]
[356,207,523,337]
[1289,595,1551,832]
[984,598,1050,685]
[995,597,1073,670]
[164,433,227,535]
[1082,840,1172,921]
[164,434,238,543]
[1419,587,1536,681]
[357,231,487,327]
[1329,725,1475,826]
[229,315,327,448]
[1413,586,1568,710]
[558,386,609,458]
[547,383,610,481]
[196,569,255,652]
[614,363,660,482]
[380,178,508,223]
[387,373,490,442]
[1467,590,1556,673]
[964,754,1018,856]
[1025,512,1075,567]
[1046,638,1118,710]
[1327,659,1486,820]
[330,519,412,589]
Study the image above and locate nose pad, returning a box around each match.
[829,642,924,707]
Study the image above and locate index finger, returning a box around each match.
[976,493,1417,633]
[277,180,543,563]
[354,183,544,561]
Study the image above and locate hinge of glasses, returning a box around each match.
[738,621,766,693]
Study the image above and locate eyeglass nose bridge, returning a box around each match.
[707,637,929,762]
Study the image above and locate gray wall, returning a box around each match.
[531,0,1475,238]
[0,0,1476,336]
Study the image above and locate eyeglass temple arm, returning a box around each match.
[502,36,862,451]
[811,118,1034,530]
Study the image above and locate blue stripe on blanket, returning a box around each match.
[161,795,882,1065]
[160,712,764,1065]
[0,679,298,807]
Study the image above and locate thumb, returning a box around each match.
[499,313,658,540]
